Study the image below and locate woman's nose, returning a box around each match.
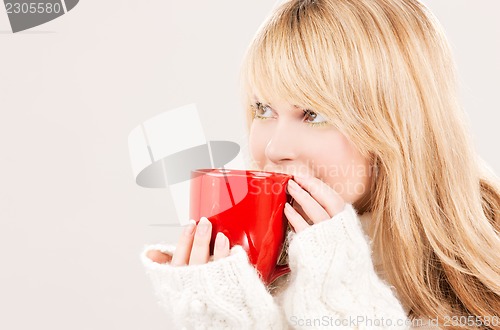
[264,124,298,164]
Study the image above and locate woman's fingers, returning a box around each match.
[147,250,172,264]
[171,217,230,267]
[188,217,212,265]
[213,232,230,261]
[287,179,330,223]
[292,173,345,220]
[284,202,310,233]
[171,220,197,266]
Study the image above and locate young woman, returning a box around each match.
[142,0,500,328]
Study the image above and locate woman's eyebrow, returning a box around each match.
[255,101,303,113]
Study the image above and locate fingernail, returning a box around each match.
[197,217,211,235]
[288,180,299,190]
[183,219,196,236]
[215,232,227,249]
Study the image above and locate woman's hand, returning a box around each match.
[146,218,230,265]
[285,173,345,233]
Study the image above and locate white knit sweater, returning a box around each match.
[141,204,428,329]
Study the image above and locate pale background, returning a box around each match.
[0,1,498,329]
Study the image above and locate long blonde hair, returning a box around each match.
[240,0,500,327]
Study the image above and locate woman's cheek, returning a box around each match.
[248,123,268,167]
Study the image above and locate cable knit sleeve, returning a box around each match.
[279,204,410,329]
[140,244,286,329]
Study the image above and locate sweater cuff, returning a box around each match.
[283,205,408,325]
[287,204,372,280]
[140,244,253,286]
[141,244,280,328]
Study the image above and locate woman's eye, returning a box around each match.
[254,103,274,118]
[303,109,327,124]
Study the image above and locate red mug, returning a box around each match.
[189,168,292,285]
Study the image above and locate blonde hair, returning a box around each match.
[240,0,500,327]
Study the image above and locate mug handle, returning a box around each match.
[269,264,290,284]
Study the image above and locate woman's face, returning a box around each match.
[249,98,372,215]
